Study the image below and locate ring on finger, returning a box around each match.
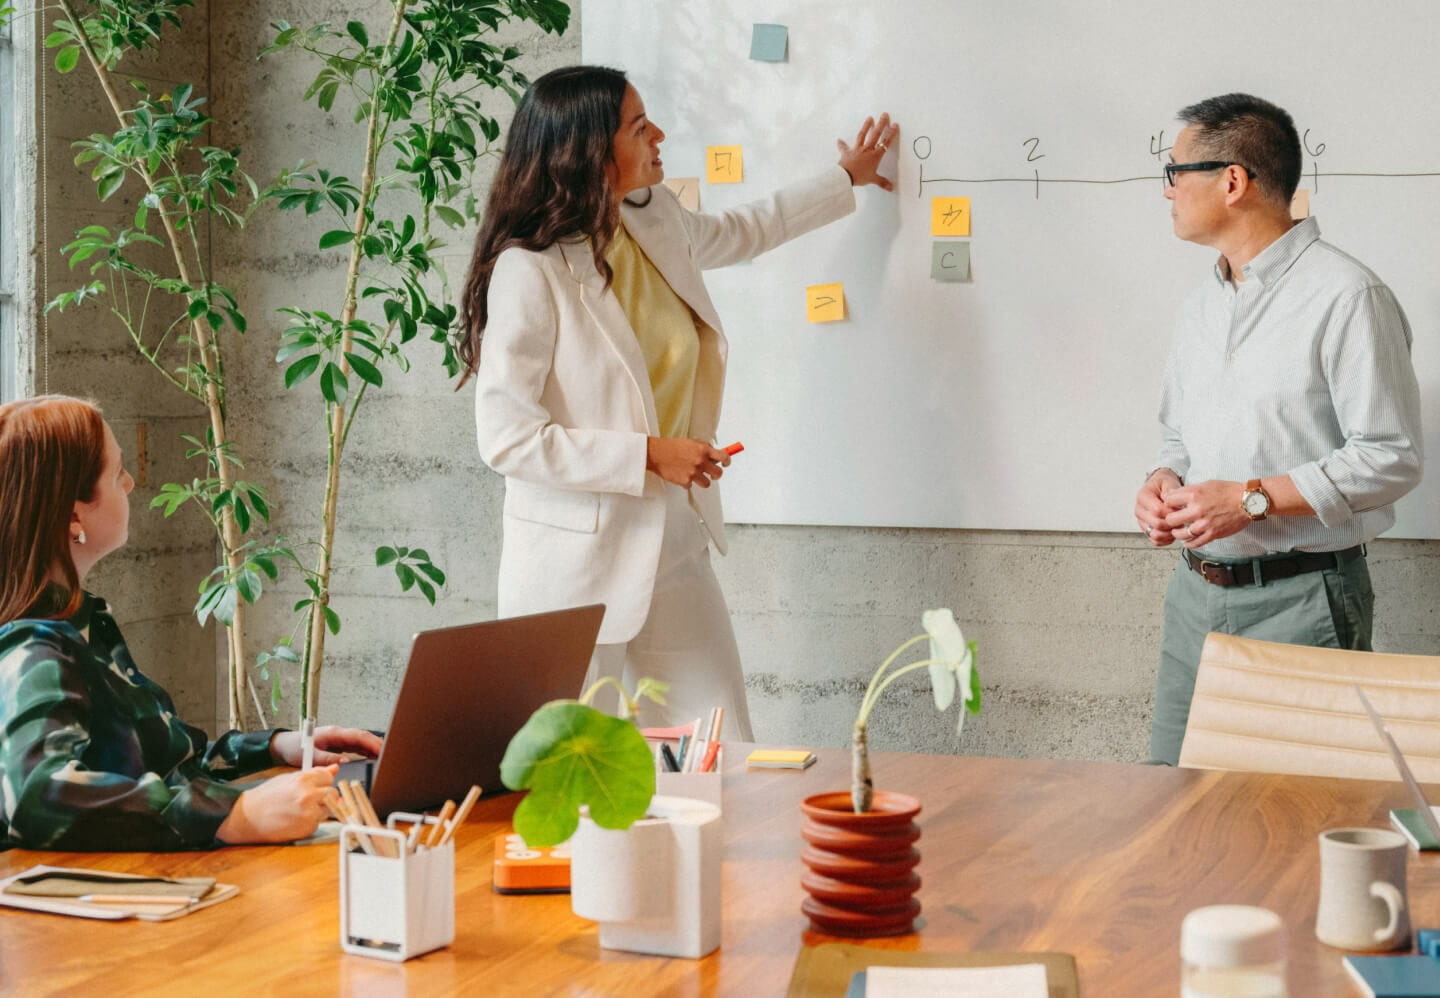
[876,141,888,151]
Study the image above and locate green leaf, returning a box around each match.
[346,352,382,386]
[345,20,368,46]
[435,204,464,230]
[55,46,80,74]
[501,702,656,847]
[323,605,341,635]
[375,546,398,566]
[236,568,262,603]
[319,229,353,250]
[320,361,349,404]
[284,353,321,388]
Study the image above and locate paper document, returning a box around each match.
[864,962,1048,997]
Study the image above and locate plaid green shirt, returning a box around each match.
[0,592,279,851]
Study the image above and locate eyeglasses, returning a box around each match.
[1163,161,1256,187]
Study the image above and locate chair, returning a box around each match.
[1178,632,1440,781]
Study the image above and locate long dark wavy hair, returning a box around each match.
[456,65,629,386]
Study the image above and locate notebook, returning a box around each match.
[1354,685,1440,850]
[1343,954,1440,997]
[339,604,604,816]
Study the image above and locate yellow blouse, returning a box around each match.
[606,221,700,439]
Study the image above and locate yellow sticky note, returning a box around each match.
[664,176,700,211]
[707,145,743,184]
[806,283,846,323]
[1290,188,1309,220]
[930,196,971,236]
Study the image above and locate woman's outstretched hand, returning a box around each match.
[837,113,899,191]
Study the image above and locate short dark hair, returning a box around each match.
[1177,93,1301,205]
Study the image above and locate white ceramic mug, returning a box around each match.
[1315,827,1409,951]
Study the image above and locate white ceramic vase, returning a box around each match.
[569,795,722,958]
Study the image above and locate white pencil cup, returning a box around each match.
[339,813,455,961]
[656,754,723,811]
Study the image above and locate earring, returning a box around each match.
[75,528,87,545]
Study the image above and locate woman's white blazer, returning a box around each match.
[474,167,856,644]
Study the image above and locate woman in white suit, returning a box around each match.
[458,66,897,739]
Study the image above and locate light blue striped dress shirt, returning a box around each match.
[1155,216,1422,559]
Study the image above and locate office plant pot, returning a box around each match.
[800,790,922,936]
[570,795,722,958]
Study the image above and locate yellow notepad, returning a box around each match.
[747,749,816,769]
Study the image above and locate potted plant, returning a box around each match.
[501,678,723,959]
[800,608,979,937]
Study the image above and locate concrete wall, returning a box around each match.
[30,2,1440,762]
[31,3,218,730]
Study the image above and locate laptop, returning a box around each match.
[1354,684,1440,847]
[338,603,604,816]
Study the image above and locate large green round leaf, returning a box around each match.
[500,701,656,847]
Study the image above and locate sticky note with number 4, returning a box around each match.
[707,145,743,184]
[806,283,846,323]
[931,196,971,236]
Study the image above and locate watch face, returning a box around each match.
[1243,491,1269,516]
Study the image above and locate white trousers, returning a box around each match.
[584,483,755,741]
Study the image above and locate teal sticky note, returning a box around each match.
[750,24,788,62]
[931,242,971,282]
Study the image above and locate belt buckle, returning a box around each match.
[1198,559,1233,586]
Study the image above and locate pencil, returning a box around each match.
[335,780,377,856]
[78,894,199,905]
[439,785,482,846]
[425,799,456,847]
[349,780,395,858]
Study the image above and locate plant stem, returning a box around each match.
[57,0,253,728]
[856,634,927,728]
[300,0,410,721]
[851,723,872,813]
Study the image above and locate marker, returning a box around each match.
[723,441,744,456]
[301,716,315,771]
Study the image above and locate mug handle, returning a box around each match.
[1370,880,1406,944]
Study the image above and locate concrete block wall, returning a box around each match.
[29,2,1440,762]
[29,3,219,730]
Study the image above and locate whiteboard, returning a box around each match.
[584,1,1440,535]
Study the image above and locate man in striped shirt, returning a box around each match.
[1134,93,1422,766]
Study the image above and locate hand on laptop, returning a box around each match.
[271,725,383,768]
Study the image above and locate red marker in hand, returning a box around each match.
[723,442,744,456]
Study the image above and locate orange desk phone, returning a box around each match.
[492,831,571,894]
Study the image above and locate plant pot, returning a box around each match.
[799,790,922,937]
[570,795,722,958]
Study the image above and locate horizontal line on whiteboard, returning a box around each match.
[919,171,1440,185]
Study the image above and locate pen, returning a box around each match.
[660,743,681,772]
[301,716,316,771]
[723,441,744,456]
[676,733,691,771]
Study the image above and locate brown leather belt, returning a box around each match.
[1182,545,1365,588]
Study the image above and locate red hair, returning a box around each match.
[0,395,106,624]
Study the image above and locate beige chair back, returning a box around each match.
[1179,632,1440,782]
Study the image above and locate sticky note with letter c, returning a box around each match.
[931,242,971,282]
[930,196,971,236]
[707,145,743,184]
[806,283,846,323]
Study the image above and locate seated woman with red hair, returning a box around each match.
[0,395,379,850]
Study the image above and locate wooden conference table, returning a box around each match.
[2,748,1437,996]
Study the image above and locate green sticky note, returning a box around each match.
[750,24,788,62]
[931,242,971,282]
